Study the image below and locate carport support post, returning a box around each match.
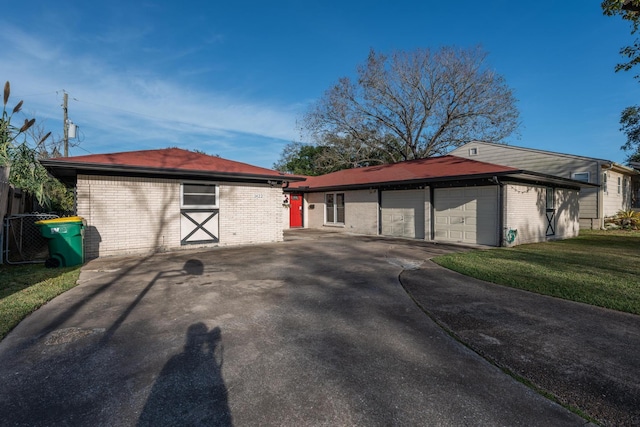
[498,180,505,247]
[378,189,382,235]
[429,186,435,241]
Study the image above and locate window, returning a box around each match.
[572,172,589,183]
[469,147,478,156]
[618,177,622,194]
[603,172,608,193]
[181,183,218,208]
[546,187,555,210]
[325,193,345,224]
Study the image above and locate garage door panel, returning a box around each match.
[434,186,498,246]
[381,190,425,239]
[449,230,464,239]
[435,215,449,225]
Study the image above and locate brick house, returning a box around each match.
[41,148,303,258]
[286,156,591,247]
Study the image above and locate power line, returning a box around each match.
[69,96,230,134]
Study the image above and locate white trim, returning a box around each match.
[571,172,590,183]
[181,181,219,209]
[618,176,622,194]
[324,192,345,225]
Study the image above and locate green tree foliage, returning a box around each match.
[302,46,519,171]
[602,0,640,76]
[619,105,640,162]
[273,142,331,176]
[1,81,73,211]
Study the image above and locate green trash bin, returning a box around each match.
[35,216,86,268]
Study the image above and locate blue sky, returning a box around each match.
[1,1,638,168]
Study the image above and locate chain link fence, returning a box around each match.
[3,214,59,264]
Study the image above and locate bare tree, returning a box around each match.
[303,46,519,168]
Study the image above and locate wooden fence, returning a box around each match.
[0,165,35,221]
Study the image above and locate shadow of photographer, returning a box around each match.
[138,323,232,426]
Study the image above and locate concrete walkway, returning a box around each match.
[402,261,640,426]
[0,231,597,426]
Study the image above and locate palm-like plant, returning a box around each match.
[615,209,640,229]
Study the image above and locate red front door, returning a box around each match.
[289,193,303,227]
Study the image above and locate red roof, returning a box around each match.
[289,156,519,190]
[47,148,298,180]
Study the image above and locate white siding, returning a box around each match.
[602,170,632,217]
[450,142,600,181]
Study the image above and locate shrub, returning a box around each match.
[614,209,640,229]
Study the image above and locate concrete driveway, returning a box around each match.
[0,231,588,426]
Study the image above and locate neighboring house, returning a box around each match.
[41,148,303,258]
[286,155,591,247]
[450,141,638,229]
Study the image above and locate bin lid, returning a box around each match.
[35,216,84,225]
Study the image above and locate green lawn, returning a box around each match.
[0,264,81,341]
[433,229,640,315]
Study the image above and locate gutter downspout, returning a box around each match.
[429,186,435,242]
[600,161,615,229]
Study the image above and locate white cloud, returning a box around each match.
[0,21,305,166]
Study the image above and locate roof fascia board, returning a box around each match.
[288,170,590,193]
[506,170,598,188]
[603,162,638,175]
[39,160,306,183]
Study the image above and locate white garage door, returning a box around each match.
[381,190,425,239]
[434,186,498,246]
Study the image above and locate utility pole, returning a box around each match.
[63,91,69,157]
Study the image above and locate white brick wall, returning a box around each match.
[304,190,379,235]
[504,184,579,246]
[305,192,326,229]
[77,175,284,258]
[343,189,378,235]
[555,188,580,240]
[77,175,181,258]
[218,183,283,246]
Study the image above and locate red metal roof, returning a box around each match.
[48,148,294,179]
[289,155,519,190]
